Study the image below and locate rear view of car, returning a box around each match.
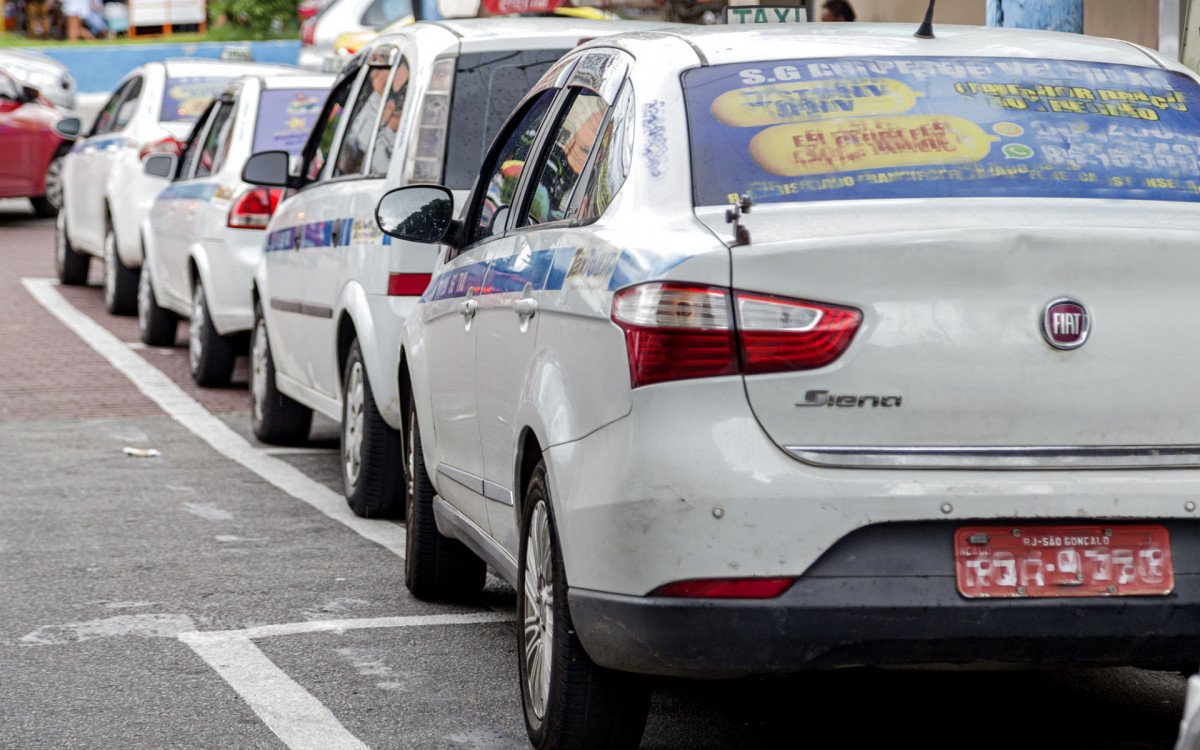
[56,60,296,316]
[139,75,332,387]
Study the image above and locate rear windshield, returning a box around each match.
[161,77,232,122]
[254,88,330,156]
[683,56,1200,206]
[443,50,568,190]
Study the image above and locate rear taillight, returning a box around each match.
[138,136,181,160]
[612,283,738,388]
[301,18,317,46]
[387,273,431,296]
[612,282,861,388]
[227,188,284,229]
[408,58,455,185]
[736,293,861,374]
[650,577,795,599]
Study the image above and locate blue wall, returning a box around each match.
[37,40,302,93]
[986,0,1083,33]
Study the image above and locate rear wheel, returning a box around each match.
[189,279,236,387]
[54,212,89,285]
[103,225,138,315]
[250,301,312,444]
[518,461,650,750]
[137,263,177,346]
[341,340,404,517]
[404,395,485,600]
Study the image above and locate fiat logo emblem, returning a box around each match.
[1042,298,1090,350]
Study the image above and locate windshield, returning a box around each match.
[161,77,233,122]
[443,50,568,190]
[683,56,1200,206]
[254,88,330,156]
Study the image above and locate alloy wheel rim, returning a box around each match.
[343,362,365,488]
[251,319,268,424]
[103,233,116,308]
[44,157,63,210]
[55,215,66,273]
[189,287,205,372]
[405,417,416,552]
[522,500,554,721]
[138,267,152,335]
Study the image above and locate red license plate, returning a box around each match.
[954,524,1173,598]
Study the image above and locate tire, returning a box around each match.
[341,340,404,517]
[518,461,650,750]
[250,301,312,444]
[137,262,178,346]
[103,224,138,315]
[403,394,486,600]
[54,211,89,285]
[188,279,236,387]
[32,151,66,218]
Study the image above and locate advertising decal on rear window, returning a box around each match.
[161,77,230,122]
[254,89,329,156]
[683,57,1200,205]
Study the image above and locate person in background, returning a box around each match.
[820,0,856,22]
[64,0,107,39]
[25,0,49,37]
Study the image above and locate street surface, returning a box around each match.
[0,198,1190,748]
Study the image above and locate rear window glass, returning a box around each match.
[443,50,567,190]
[161,77,231,122]
[253,88,330,156]
[684,56,1200,206]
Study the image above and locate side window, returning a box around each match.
[303,72,355,184]
[195,103,233,179]
[578,85,634,223]
[368,60,409,176]
[467,90,556,247]
[178,103,218,179]
[333,65,392,178]
[112,77,144,131]
[92,80,134,136]
[215,104,239,173]
[524,90,607,226]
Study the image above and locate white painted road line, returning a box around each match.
[179,613,513,750]
[21,278,406,559]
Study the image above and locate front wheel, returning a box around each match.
[341,340,403,517]
[32,151,66,218]
[138,263,178,346]
[189,279,236,387]
[403,394,485,600]
[55,211,89,285]
[103,226,138,315]
[518,461,650,750]
[250,302,312,444]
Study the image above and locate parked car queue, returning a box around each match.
[42,17,1200,750]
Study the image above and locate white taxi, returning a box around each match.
[380,24,1200,748]
[138,73,332,386]
[55,60,294,315]
[241,18,669,517]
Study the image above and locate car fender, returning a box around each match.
[105,154,143,268]
[401,315,439,492]
[336,280,395,418]
[139,219,167,301]
[188,239,213,302]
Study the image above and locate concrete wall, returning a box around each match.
[830,0,1160,48]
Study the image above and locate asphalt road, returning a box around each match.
[0,197,1191,749]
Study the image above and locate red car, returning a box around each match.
[0,66,76,218]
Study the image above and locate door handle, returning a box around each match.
[460,299,478,318]
[513,298,538,318]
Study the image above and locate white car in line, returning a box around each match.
[55,59,295,315]
[298,0,413,73]
[137,73,333,386]
[242,17,669,518]
[379,23,1200,748]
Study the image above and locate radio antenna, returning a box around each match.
[914,0,936,38]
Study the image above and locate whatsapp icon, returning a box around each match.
[1003,143,1035,160]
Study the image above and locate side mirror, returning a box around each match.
[376,185,456,244]
[242,150,291,187]
[143,153,177,179]
[53,116,82,140]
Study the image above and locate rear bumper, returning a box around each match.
[569,520,1200,678]
[570,574,1200,679]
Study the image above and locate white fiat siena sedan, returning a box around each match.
[379,24,1200,749]
[241,18,668,518]
[138,73,332,386]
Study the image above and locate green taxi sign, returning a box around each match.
[724,3,810,24]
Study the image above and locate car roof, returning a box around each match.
[161,59,301,79]
[260,73,336,89]
[432,16,670,41]
[598,23,1174,70]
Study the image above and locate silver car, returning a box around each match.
[0,49,76,110]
